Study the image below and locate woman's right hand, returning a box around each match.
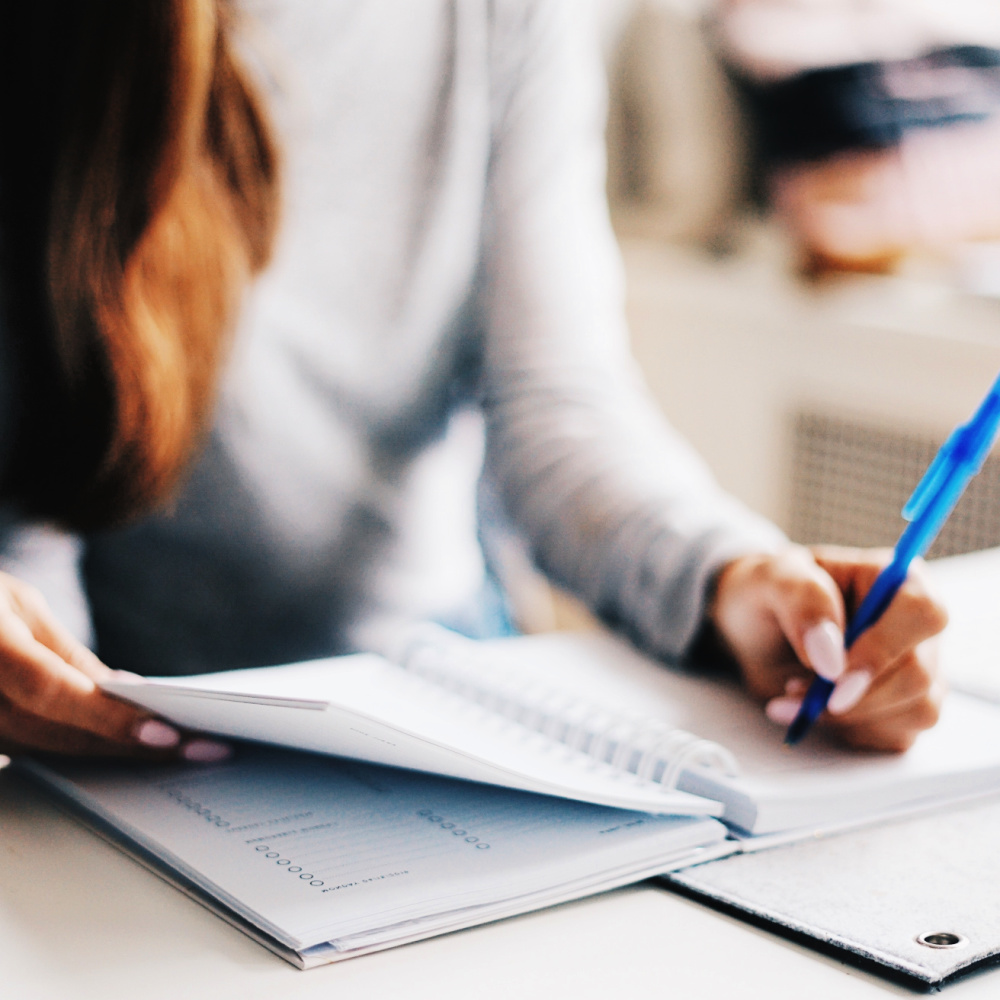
[0,571,230,760]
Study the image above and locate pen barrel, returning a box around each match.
[844,560,910,649]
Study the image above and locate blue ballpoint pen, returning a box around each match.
[785,372,1000,745]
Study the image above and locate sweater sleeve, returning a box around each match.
[480,0,786,661]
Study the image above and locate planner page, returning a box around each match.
[23,748,728,953]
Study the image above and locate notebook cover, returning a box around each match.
[664,795,1000,989]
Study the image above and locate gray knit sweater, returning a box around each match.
[0,0,783,675]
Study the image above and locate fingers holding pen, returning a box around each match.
[812,548,948,719]
[832,669,947,752]
[765,640,944,750]
[718,545,950,750]
[825,631,945,725]
[711,546,848,702]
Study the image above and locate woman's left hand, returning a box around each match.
[709,544,949,752]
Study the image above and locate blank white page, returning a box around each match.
[931,547,1000,701]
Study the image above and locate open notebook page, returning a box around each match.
[104,655,719,817]
[465,632,1000,836]
[930,547,1000,701]
[20,748,729,955]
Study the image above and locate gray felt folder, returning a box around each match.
[666,791,1000,988]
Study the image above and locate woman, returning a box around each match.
[0,0,945,761]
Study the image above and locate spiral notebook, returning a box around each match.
[104,627,1000,839]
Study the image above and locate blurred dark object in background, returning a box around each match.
[601,2,1000,562]
[740,46,1000,164]
[605,1,1000,281]
[713,0,1000,277]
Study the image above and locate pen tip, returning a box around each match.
[784,719,808,746]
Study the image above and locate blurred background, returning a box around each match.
[521,0,1000,630]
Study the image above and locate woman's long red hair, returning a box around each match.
[0,0,279,528]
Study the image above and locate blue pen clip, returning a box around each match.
[901,429,964,523]
[903,375,1000,523]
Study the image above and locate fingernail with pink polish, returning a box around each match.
[803,621,846,682]
[135,719,181,748]
[182,739,233,763]
[114,671,147,685]
[765,696,803,726]
[827,670,872,715]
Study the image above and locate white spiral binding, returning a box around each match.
[399,631,739,790]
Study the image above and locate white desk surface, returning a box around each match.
[3,767,999,1000]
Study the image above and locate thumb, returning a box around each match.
[766,550,848,683]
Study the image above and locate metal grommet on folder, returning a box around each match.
[915,931,969,950]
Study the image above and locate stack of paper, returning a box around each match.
[21,748,731,968]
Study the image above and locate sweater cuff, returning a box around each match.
[596,513,787,666]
